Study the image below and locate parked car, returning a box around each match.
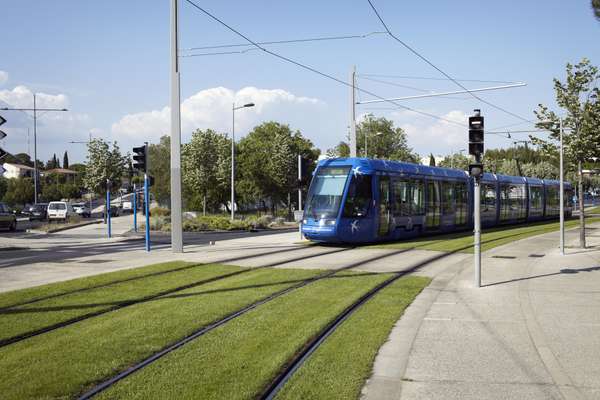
[72,203,91,218]
[0,202,17,231]
[101,204,121,219]
[47,201,76,222]
[24,203,48,221]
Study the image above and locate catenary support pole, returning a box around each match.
[231,103,236,221]
[106,181,112,239]
[145,173,150,252]
[349,66,357,158]
[474,177,481,287]
[298,154,302,240]
[170,0,183,253]
[559,118,565,255]
[133,183,138,232]
[33,94,38,204]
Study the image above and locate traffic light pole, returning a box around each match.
[133,183,138,232]
[144,173,151,252]
[474,173,481,288]
[298,154,303,240]
[106,179,112,239]
[468,109,484,288]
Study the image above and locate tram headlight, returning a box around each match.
[302,219,308,224]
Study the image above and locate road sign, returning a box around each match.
[0,115,7,158]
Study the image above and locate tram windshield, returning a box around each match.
[305,166,350,220]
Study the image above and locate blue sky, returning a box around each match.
[1,0,598,164]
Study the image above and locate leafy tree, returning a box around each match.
[47,154,60,170]
[2,177,34,206]
[533,58,600,248]
[147,135,172,206]
[439,153,470,170]
[83,138,129,195]
[593,0,600,21]
[238,122,319,214]
[63,151,69,169]
[182,129,231,213]
[2,153,33,167]
[0,177,7,200]
[325,114,419,163]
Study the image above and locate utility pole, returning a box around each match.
[298,154,303,240]
[349,65,357,158]
[468,110,485,288]
[231,102,255,221]
[170,0,183,253]
[559,117,564,255]
[1,94,68,203]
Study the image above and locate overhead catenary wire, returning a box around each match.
[359,73,520,85]
[182,0,466,128]
[365,0,536,125]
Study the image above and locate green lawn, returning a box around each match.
[0,266,320,400]
[276,275,431,400]
[367,217,600,253]
[96,270,394,400]
[0,262,245,343]
[0,260,197,309]
[585,206,600,214]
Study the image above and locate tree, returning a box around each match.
[63,151,69,169]
[533,58,600,248]
[593,0,600,21]
[439,153,470,170]
[181,129,231,213]
[2,153,33,167]
[2,178,34,206]
[325,114,419,163]
[428,153,436,166]
[83,138,129,195]
[0,177,7,200]
[238,121,320,214]
[148,136,172,206]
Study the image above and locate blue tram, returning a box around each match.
[301,158,573,243]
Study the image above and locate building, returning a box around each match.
[2,163,35,179]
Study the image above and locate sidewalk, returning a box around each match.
[362,223,600,400]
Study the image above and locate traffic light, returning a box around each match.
[147,175,155,187]
[468,110,484,158]
[468,163,484,178]
[298,157,314,188]
[132,144,147,173]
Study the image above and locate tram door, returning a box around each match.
[378,176,391,237]
[426,180,441,230]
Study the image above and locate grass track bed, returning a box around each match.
[367,217,600,253]
[0,262,245,342]
[275,275,431,399]
[0,266,319,400]
[0,260,198,309]
[97,271,393,400]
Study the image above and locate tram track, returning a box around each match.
[0,246,348,349]
[76,247,414,399]
[259,250,455,400]
[0,244,306,311]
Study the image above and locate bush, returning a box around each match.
[147,214,278,232]
[150,207,171,217]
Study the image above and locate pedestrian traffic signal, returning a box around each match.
[132,144,147,172]
[468,110,484,157]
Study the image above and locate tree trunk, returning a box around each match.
[578,160,586,248]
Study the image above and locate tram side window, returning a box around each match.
[343,175,372,218]
[509,184,526,218]
[455,182,468,225]
[442,182,455,214]
[412,179,425,215]
[500,184,510,220]
[392,179,411,216]
[530,186,543,211]
[481,184,496,215]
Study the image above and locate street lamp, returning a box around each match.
[365,131,383,158]
[1,93,68,204]
[231,102,255,220]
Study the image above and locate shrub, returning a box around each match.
[150,207,171,217]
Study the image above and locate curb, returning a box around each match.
[26,219,103,235]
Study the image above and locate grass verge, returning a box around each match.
[0,266,320,400]
[0,262,244,342]
[275,275,430,399]
[367,217,600,253]
[96,271,393,400]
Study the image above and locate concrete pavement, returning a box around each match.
[362,223,600,400]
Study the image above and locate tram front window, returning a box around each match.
[305,167,350,220]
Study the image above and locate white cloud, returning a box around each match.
[388,109,469,156]
[0,85,69,109]
[0,71,7,86]
[111,86,325,144]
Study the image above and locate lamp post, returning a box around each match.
[231,102,255,220]
[1,93,68,204]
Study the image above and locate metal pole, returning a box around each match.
[144,173,150,251]
[170,0,183,253]
[33,93,38,204]
[349,66,357,158]
[559,118,565,255]
[106,180,111,238]
[231,103,235,221]
[474,177,481,287]
[133,183,138,232]
[298,154,303,240]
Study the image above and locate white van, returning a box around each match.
[47,201,76,222]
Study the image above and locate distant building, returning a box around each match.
[2,163,35,179]
[42,168,79,177]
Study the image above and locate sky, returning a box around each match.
[0,0,598,165]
